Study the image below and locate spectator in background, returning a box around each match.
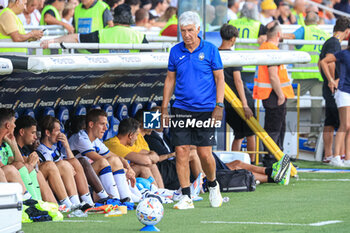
[227,0,240,21]
[69,0,79,8]
[291,0,306,25]
[37,0,44,10]
[159,6,177,36]
[0,0,43,55]
[41,4,147,53]
[158,6,176,22]
[305,4,324,24]
[260,0,277,25]
[283,12,330,149]
[125,0,140,19]
[277,1,296,25]
[324,0,341,24]
[140,0,151,10]
[62,2,75,25]
[105,0,123,13]
[334,0,350,16]
[149,0,168,19]
[73,0,113,34]
[18,0,41,26]
[135,8,150,26]
[205,4,216,31]
[40,0,74,34]
[229,2,267,84]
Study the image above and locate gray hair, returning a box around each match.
[305,11,319,25]
[240,2,259,21]
[179,11,200,28]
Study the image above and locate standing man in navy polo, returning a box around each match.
[161,11,225,210]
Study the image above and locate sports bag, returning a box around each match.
[215,169,256,192]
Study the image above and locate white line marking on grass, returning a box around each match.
[299,179,350,182]
[62,220,108,223]
[201,220,343,227]
[297,168,350,173]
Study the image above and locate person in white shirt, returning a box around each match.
[37,115,94,207]
[17,0,41,26]
[69,109,140,202]
[227,0,240,21]
[149,0,168,18]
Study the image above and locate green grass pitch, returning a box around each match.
[22,161,350,233]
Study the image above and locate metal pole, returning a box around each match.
[297,83,301,159]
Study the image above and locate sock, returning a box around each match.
[60,197,73,208]
[182,186,191,198]
[265,167,273,177]
[129,182,142,203]
[207,179,217,188]
[98,166,119,199]
[97,189,109,199]
[23,191,32,200]
[69,195,80,205]
[268,176,275,183]
[80,192,94,205]
[113,169,132,201]
[29,170,42,201]
[18,166,37,200]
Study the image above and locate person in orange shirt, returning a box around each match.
[253,20,294,167]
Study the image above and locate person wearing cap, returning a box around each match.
[41,4,147,53]
[73,0,113,34]
[283,11,330,149]
[260,0,277,25]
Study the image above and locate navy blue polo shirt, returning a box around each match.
[168,37,223,112]
[335,49,350,94]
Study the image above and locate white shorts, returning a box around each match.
[335,89,350,108]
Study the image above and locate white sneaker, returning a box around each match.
[343,160,350,167]
[329,156,344,167]
[172,188,182,202]
[173,195,194,210]
[208,181,223,208]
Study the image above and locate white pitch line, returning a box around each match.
[201,220,343,227]
[299,179,350,182]
[62,220,108,223]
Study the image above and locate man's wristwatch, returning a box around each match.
[216,102,224,108]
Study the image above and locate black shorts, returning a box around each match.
[170,107,216,147]
[323,85,339,128]
[224,89,255,139]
